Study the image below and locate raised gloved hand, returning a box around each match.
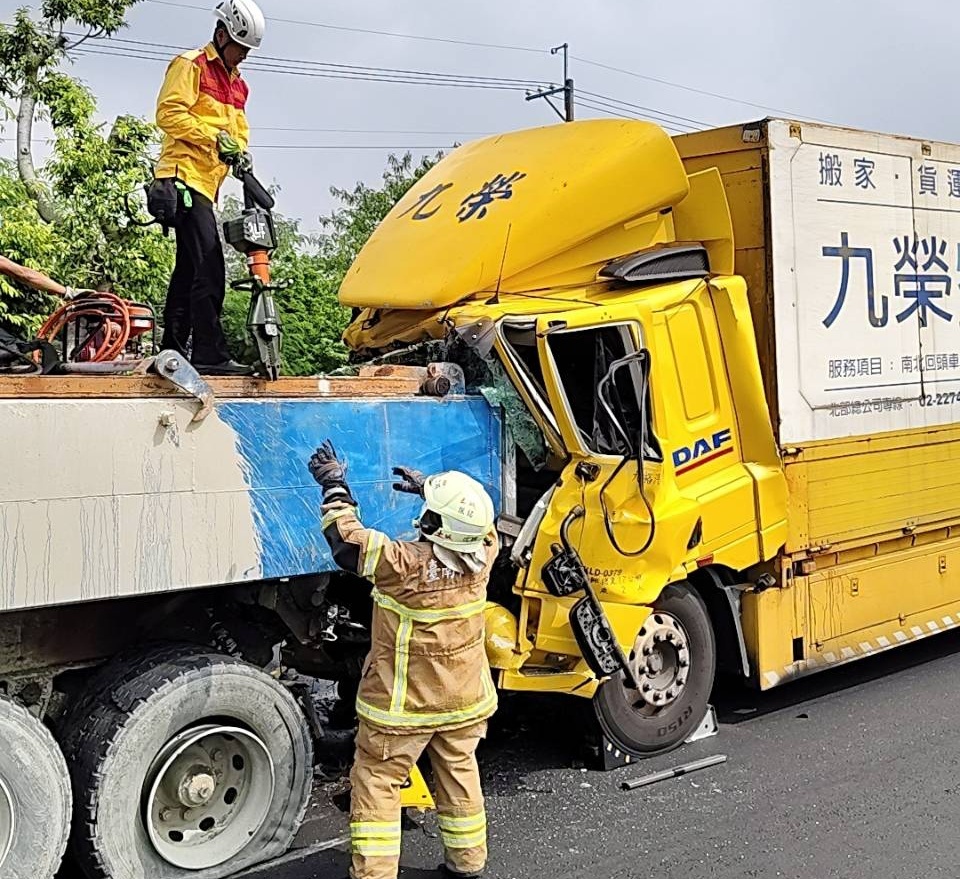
[308,441,356,505]
[391,466,426,496]
[217,130,242,162]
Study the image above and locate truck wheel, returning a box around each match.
[65,651,313,879]
[594,583,716,756]
[0,696,71,879]
[58,642,202,761]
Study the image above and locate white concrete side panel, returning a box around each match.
[0,398,261,610]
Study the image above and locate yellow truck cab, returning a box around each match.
[340,118,960,756]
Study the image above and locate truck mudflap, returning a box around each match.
[542,506,634,684]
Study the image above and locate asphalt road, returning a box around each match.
[241,627,960,879]
[56,628,960,879]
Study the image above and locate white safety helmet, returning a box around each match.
[214,0,265,49]
[417,471,495,554]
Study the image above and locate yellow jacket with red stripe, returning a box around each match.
[322,503,499,733]
[155,43,250,202]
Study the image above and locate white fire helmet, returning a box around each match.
[416,471,495,554]
[214,0,265,49]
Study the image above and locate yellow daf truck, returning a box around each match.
[341,117,960,756]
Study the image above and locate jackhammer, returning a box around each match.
[220,155,284,381]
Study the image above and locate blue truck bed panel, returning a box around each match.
[219,397,503,579]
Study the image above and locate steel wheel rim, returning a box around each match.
[143,723,276,870]
[0,775,14,870]
[625,612,691,712]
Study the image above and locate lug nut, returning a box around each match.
[652,692,662,703]
[666,632,676,643]
[676,677,686,687]
[666,689,675,699]
[678,659,689,668]
[642,646,653,656]
[653,633,663,643]
[641,683,651,693]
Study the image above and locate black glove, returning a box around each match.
[308,441,356,504]
[392,466,426,496]
[234,151,253,175]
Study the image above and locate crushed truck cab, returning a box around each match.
[340,118,960,756]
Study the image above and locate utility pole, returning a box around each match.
[526,42,574,122]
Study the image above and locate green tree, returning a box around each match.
[0,2,173,334]
[0,1,142,221]
[222,152,440,376]
[45,107,172,302]
[0,92,174,334]
[0,160,59,332]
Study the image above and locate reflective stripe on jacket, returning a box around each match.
[154,43,250,202]
[322,503,499,733]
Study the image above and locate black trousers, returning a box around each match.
[161,186,231,365]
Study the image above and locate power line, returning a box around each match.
[256,126,489,135]
[0,136,455,151]
[127,2,826,122]
[577,89,707,128]
[143,0,550,55]
[573,94,698,132]
[70,47,534,91]
[72,45,547,92]
[137,0,822,119]
[573,99,635,120]
[86,34,547,87]
[256,144,452,151]
[573,55,817,120]
[76,36,705,132]
[573,100,689,134]
[71,43,704,134]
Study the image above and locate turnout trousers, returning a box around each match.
[161,184,231,365]
[349,720,488,879]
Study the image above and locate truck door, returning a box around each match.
[508,306,667,609]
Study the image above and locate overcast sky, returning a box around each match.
[0,0,952,230]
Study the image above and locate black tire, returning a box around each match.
[64,650,313,879]
[594,583,716,756]
[0,696,71,879]
[57,641,203,762]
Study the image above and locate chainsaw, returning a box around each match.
[221,156,284,381]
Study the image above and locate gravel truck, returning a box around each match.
[2,117,959,879]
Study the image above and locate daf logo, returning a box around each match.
[672,428,733,476]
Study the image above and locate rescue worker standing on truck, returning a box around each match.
[153,0,264,375]
[307,441,498,879]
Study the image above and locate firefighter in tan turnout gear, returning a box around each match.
[308,441,498,879]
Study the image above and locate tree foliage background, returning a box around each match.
[0,2,438,372]
[221,153,438,375]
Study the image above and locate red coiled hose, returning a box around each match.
[37,292,134,363]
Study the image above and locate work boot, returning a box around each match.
[193,359,255,376]
[439,865,483,878]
